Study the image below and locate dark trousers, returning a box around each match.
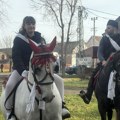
[86,63,102,100]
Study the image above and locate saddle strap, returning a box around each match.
[4,77,24,110]
[4,77,24,120]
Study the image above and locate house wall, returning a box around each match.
[86,36,101,48]
[71,53,76,66]
[66,55,72,66]
[86,37,94,48]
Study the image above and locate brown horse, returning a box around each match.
[95,51,120,120]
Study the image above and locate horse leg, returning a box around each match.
[107,109,113,120]
[98,103,106,120]
[115,109,120,120]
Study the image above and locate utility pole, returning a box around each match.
[91,17,97,46]
[77,6,87,78]
[91,17,97,68]
[77,6,87,62]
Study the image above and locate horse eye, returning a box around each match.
[34,68,41,74]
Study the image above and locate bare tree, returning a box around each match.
[1,35,13,72]
[30,0,79,76]
[0,0,8,26]
[1,35,13,48]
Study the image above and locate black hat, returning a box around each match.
[107,20,118,28]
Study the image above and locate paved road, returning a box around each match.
[65,89,79,95]
[64,86,80,95]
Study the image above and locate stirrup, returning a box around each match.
[62,108,71,119]
[62,102,71,119]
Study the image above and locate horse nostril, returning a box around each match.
[52,95,55,99]
[42,97,47,101]
[42,95,55,102]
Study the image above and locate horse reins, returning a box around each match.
[30,63,55,120]
[31,63,54,86]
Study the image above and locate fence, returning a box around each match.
[0,73,9,120]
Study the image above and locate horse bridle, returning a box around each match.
[31,60,55,120]
[31,62,55,86]
[32,68,54,85]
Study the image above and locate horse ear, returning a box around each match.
[29,39,40,53]
[48,36,57,51]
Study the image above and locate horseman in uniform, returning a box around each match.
[79,20,120,104]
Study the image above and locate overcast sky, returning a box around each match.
[0,0,119,45]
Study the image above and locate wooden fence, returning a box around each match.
[0,74,9,120]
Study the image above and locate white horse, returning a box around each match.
[0,37,62,120]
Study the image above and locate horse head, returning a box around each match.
[28,37,57,103]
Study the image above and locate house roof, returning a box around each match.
[0,41,78,56]
[85,36,102,48]
[77,46,98,58]
[54,41,78,54]
[0,48,12,56]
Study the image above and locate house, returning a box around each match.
[0,48,12,72]
[53,35,102,67]
[75,36,102,67]
[85,36,102,48]
[0,48,12,57]
[54,41,78,66]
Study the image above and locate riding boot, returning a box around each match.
[85,75,95,100]
[62,102,71,119]
[80,63,102,104]
[79,75,94,104]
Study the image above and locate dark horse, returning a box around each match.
[95,51,120,120]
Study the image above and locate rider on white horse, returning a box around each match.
[4,16,70,120]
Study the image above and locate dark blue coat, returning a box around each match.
[12,31,42,75]
[97,34,120,62]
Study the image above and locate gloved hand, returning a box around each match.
[22,70,28,78]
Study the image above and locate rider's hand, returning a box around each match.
[22,70,28,78]
[102,60,106,66]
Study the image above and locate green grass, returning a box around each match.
[64,95,100,120]
[64,78,116,120]
[0,96,100,120]
[0,113,4,120]
[64,78,89,89]
[64,78,101,120]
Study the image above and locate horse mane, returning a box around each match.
[101,51,120,80]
